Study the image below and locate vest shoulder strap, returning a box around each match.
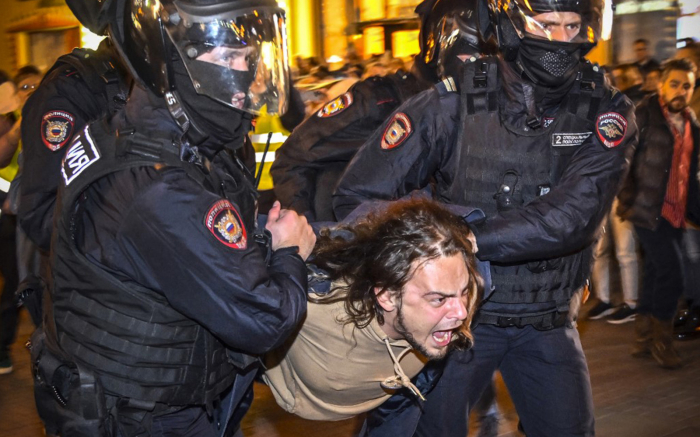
[53,48,128,115]
[567,62,606,121]
[460,57,499,115]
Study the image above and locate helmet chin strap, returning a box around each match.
[164,90,209,146]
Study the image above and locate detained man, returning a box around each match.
[262,198,483,421]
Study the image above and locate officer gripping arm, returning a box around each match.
[334,70,637,265]
[75,161,314,352]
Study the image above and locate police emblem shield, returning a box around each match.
[205,200,248,249]
[595,112,627,149]
[317,92,353,118]
[41,110,75,151]
[381,113,412,150]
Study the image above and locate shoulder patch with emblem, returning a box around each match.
[595,112,627,149]
[381,113,413,150]
[61,127,100,185]
[205,200,248,250]
[42,110,75,151]
[317,92,353,118]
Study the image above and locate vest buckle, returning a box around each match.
[581,80,595,91]
[473,62,488,88]
[496,316,519,328]
[526,116,541,130]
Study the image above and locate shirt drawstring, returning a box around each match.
[380,338,426,401]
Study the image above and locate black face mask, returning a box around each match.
[516,36,582,87]
[171,57,251,148]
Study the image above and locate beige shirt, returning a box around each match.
[262,296,427,421]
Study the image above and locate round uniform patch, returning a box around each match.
[317,92,353,118]
[381,113,413,150]
[205,200,248,249]
[41,110,75,151]
[595,112,627,149]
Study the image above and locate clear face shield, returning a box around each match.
[503,0,613,44]
[164,2,290,115]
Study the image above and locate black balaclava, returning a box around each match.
[171,56,252,150]
[513,36,583,108]
[517,36,582,87]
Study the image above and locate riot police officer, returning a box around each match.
[270,0,493,221]
[333,0,637,435]
[32,1,315,436]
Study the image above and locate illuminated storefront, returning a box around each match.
[315,0,422,64]
[0,0,320,73]
[611,0,680,65]
[3,3,80,73]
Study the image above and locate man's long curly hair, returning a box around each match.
[310,198,483,348]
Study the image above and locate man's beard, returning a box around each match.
[667,96,688,113]
[394,308,450,360]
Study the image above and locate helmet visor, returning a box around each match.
[425,13,482,65]
[165,3,290,115]
[504,0,613,44]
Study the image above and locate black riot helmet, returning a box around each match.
[110,0,290,116]
[496,0,612,86]
[66,0,118,35]
[421,0,495,80]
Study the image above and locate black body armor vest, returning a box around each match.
[48,121,254,409]
[440,58,605,326]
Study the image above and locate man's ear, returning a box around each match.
[374,287,398,312]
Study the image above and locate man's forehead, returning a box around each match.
[219,45,251,52]
[404,256,469,294]
[531,11,581,23]
[666,70,694,83]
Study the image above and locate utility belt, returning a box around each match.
[475,310,570,331]
[30,327,181,437]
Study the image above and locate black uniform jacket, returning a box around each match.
[271,71,429,221]
[333,61,638,266]
[617,94,700,230]
[19,43,129,251]
[68,87,308,354]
